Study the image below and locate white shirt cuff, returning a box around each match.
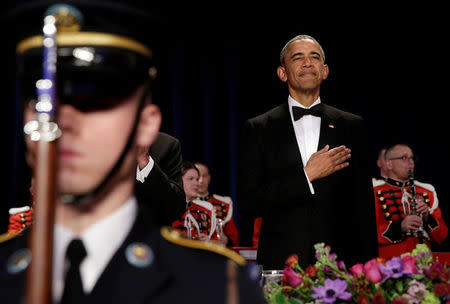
[136,155,154,183]
[303,168,315,195]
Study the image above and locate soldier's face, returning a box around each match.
[24,85,148,196]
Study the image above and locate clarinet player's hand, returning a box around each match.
[415,196,430,221]
[401,215,423,233]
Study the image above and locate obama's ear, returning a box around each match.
[277,65,288,82]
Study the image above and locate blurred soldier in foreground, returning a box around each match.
[0,2,265,303]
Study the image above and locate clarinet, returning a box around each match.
[408,170,425,244]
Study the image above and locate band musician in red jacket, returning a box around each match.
[373,143,448,259]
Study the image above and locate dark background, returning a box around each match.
[2,3,449,251]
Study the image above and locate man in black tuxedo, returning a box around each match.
[238,34,377,269]
[135,132,186,226]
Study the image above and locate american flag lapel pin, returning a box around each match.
[328,123,335,129]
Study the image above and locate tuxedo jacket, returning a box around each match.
[237,101,378,269]
[135,132,186,226]
[0,207,265,304]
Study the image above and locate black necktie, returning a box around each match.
[292,103,324,121]
[60,239,87,304]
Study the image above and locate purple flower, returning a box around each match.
[311,278,352,303]
[337,260,346,270]
[379,257,410,283]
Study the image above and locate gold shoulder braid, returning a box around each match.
[0,232,20,243]
[161,226,246,266]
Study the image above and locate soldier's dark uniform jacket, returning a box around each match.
[373,177,448,259]
[0,212,266,304]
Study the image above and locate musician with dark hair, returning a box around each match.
[0,2,265,303]
[171,161,229,246]
[373,143,448,259]
[194,161,240,247]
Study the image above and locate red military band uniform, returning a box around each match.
[204,194,240,247]
[171,195,240,247]
[373,177,448,259]
[253,217,262,248]
[0,206,34,243]
[7,207,33,233]
[172,199,217,240]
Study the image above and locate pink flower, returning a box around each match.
[350,263,364,278]
[401,255,418,274]
[363,259,383,283]
[283,267,302,288]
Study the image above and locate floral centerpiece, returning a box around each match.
[264,243,450,303]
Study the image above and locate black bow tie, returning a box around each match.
[292,104,324,121]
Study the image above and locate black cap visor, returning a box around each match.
[18,44,153,112]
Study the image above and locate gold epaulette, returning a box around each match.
[0,232,20,243]
[161,226,246,266]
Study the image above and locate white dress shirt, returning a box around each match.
[53,197,138,302]
[288,96,322,194]
[136,155,154,183]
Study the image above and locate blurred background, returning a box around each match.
[2,2,449,250]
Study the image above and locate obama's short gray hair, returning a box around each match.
[279,34,326,66]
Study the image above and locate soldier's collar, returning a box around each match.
[197,194,211,201]
[385,177,412,188]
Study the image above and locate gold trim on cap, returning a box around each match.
[17,32,152,57]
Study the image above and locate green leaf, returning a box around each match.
[395,280,404,293]
[412,274,424,280]
[272,292,289,304]
[287,298,304,304]
[422,290,440,304]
